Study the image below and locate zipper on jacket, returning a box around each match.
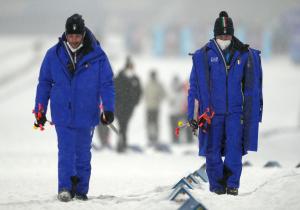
[213,39,230,114]
[63,41,77,125]
[241,81,244,110]
[63,41,76,70]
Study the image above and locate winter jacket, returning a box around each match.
[188,37,263,155]
[144,80,165,110]
[34,28,115,128]
[115,70,142,119]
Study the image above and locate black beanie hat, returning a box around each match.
[65,14,85,35]
[214,11,234,37]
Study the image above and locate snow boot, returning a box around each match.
[57,189,72,202]
[227,187,238,196]
[75,194,88,201]
[212,188,226,195]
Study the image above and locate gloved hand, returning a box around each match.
[198,117,207,128]
[100,111,114,125]
[34,112,47,128]
[189,119,198,130]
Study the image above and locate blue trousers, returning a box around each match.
[55,126,94,194]
[205,113,243,191]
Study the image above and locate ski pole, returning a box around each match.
[175,120,198,138]
[102,112,119,135]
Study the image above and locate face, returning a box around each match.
[216,35,232,41]
[66,34,83,48]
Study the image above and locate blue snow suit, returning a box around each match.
[34,28,115,194]
[188,37,263,191]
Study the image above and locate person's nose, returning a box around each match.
[70,37,76,43]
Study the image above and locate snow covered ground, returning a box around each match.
[0,37,300,210]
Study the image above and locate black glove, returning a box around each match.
[34,112,47,128]
[100,111,114,125]
[189,119,198,130]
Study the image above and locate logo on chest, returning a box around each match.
[84,63,89,69]
[210,57,219,63]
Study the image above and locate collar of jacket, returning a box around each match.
[207,36,249,55]
[205,36,249,67]
[58,27,104,63]
[55,28,106,78]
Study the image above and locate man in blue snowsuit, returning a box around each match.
[188,11,263,195]
[33,14,115,201]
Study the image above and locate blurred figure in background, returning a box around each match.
[183,80,194,143]
[115,56,142,152]
[144,70,166,146]
[96,122,111,149]
[168,75,186,143]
